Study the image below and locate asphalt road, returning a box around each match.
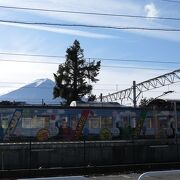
[89,173,180,179]
[17,173,180,180]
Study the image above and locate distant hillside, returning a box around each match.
[0,79,62,105]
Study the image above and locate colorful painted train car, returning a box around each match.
[0,102,179,141]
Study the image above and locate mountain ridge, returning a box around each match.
[0,79,62,105]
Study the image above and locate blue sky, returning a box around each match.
[0,0,179,105]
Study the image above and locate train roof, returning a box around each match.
[69,101,126,107]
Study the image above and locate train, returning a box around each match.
[0,100,179,141]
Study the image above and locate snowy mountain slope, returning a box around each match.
[0,79,62,104]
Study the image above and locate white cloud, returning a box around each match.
[0,22,114,39]
[144,3,158,18]
[0,0,180,41]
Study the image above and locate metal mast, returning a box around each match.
[98,69,180,107]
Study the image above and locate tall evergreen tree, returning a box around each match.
[53,40,101,105]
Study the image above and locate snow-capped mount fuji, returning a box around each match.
[0,79,62,104]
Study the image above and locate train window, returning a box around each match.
[70,116,78,130]
[61,117,68,128]
[88,116,113,129]
[22,116,50,128]
[2,121,8,129]
[159,117,168,129]
[88,117,101,129]
[177,117,180,133]
[101,117,113,128]
[22,118,32,128]
[145,117,153,128]
[1,116,9,129]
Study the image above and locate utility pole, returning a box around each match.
[174,101,177,140]
[100,93,103,102]
[133,81,137,108]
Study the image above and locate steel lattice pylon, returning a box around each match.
[98,69,180,106]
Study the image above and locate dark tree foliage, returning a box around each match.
[0,101,26,105]
[88,94,96,101]
[53,40,101,105]
[139,97,154,107]
[139,97,176,110]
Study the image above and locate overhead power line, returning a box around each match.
[1,19,180,32]
[0,82,130,86]
[0,81,179,88]
[0,52,180,65]
[0,5,180,21]
[0,86,53,89]
[0,58,172,71]
[0,52,64,58]
[0,59,60,64]
[102,65,169,71]
[1,86,180,93]
[160,0,180,3]
[98,58,180,64]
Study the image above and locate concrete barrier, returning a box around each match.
[0,139,179,170]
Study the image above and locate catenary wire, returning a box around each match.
[0,5,180,21]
